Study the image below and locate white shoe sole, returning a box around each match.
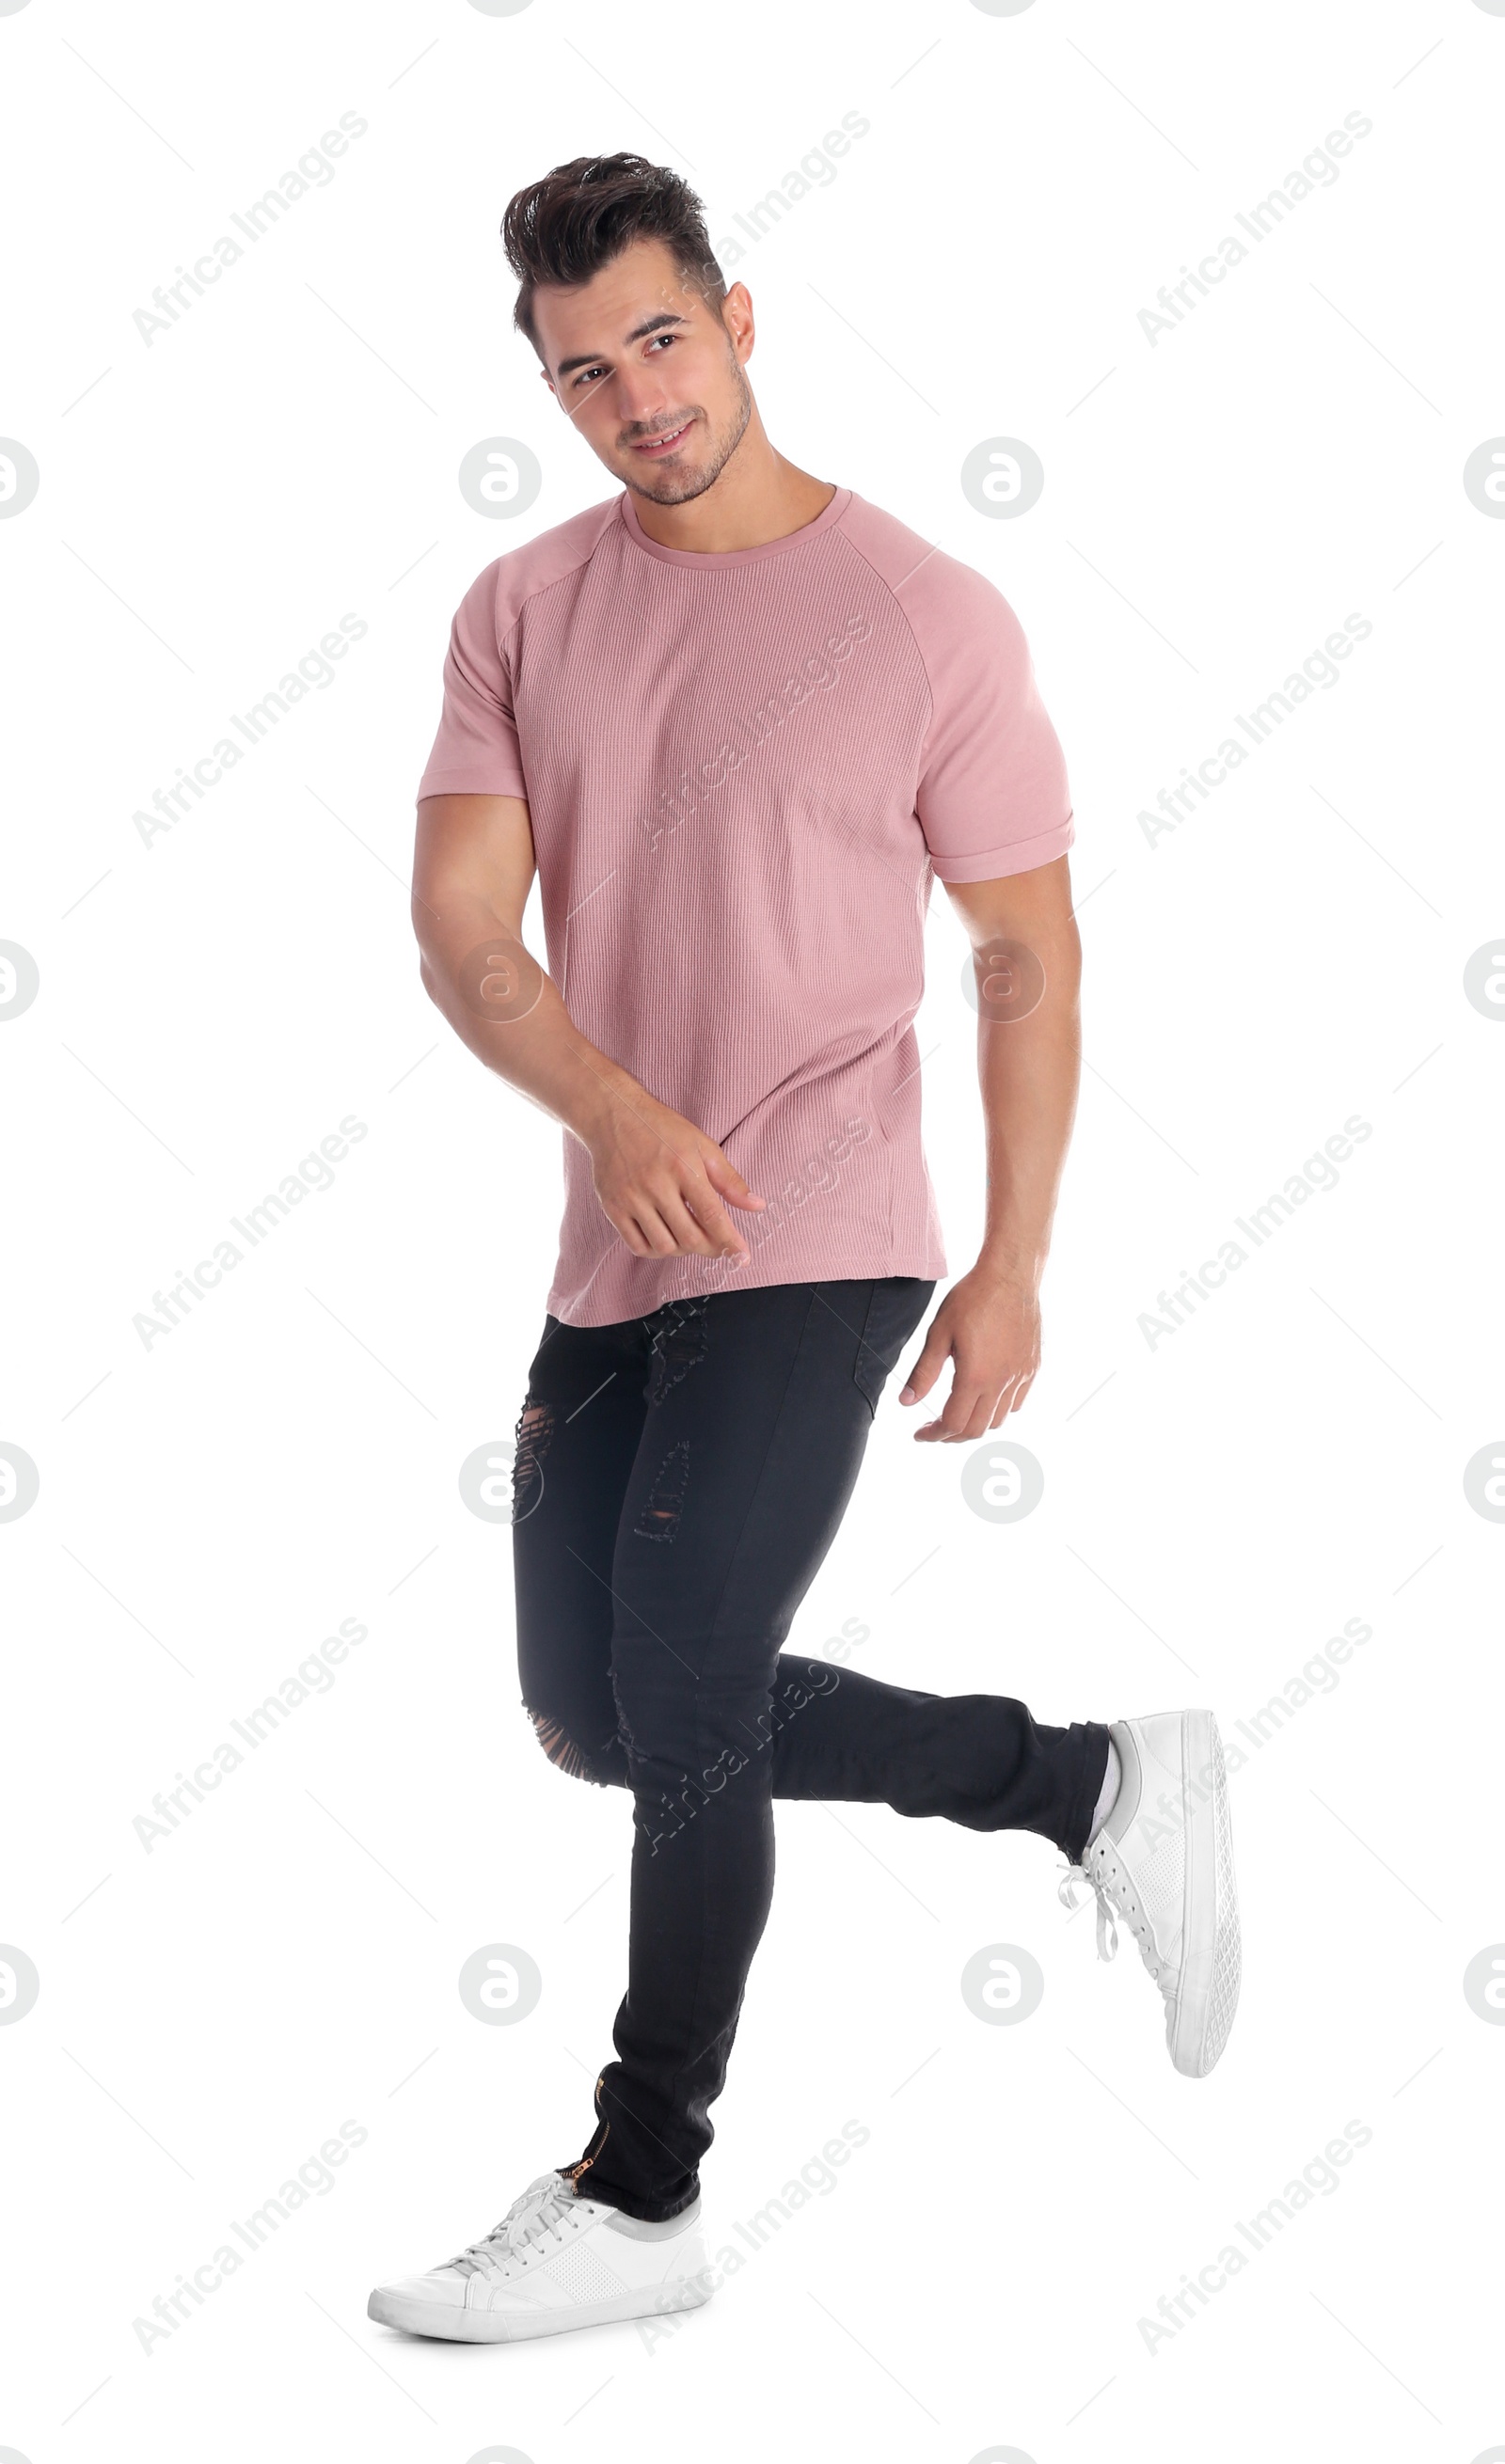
[1164,1709,1241,2077]
[367,2274,713,2344]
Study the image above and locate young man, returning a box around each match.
[369,153,1240,2347]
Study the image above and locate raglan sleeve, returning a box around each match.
[415,560,530,803]
[909,555,1073,882]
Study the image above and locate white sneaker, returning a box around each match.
[1059,1709,1241,2077]
[368,2169,714,2344]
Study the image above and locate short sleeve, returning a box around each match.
[907,556,1073,883]
[415,561,530,804]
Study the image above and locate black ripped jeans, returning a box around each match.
[511,1275,1111,2222]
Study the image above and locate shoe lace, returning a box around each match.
[1057,1851,1167,1998]
[448,2171,577,2278]
[1058,1856,1119,1960]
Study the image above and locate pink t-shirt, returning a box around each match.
[418,483,1073,1327]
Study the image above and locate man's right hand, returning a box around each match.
[582,1082,767,1262]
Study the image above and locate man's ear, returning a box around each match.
[722,283,754,367]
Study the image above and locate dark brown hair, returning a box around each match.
[501,152,725,354]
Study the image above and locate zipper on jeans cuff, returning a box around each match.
[561,2072,610,2187]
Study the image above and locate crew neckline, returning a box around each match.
[618,482,852,568]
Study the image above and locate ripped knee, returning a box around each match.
[525,1704,612,1786]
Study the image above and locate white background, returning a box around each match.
[3,1,1503,2458]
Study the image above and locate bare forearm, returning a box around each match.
[410,790,764,1261]
[415,893,635,1145]
[897,900,1080,1439]
[974,923,1081,1287]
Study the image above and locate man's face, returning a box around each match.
[531,236,753,505]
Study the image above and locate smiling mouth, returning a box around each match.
[630,419,695,456]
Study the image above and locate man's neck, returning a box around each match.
[629,434,836,555]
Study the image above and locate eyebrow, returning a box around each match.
[554,311,689,380]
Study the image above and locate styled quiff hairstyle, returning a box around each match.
[501,152,726,355]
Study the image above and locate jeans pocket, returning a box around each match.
[851,1277,935,1417]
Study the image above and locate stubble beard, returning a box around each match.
[624,356,753,508]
